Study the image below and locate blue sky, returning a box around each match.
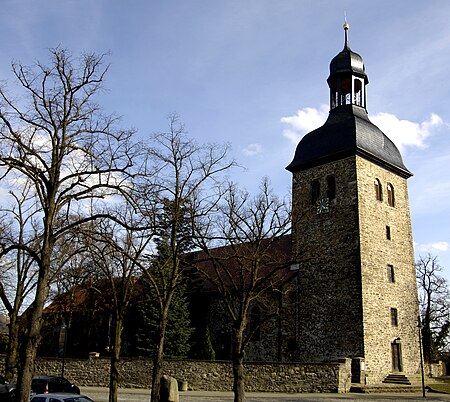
[0,1,449,276]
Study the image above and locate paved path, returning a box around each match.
[81,386,450,402]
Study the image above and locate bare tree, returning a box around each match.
[83,204,153,402]
[417,254,450,364]
[0,48,139,401]
[193,178,291,402]
[0,182,40,383]
[140,114,234,402]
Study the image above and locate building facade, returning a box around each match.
[286,24,420,384]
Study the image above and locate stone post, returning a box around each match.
[160,375,179,402]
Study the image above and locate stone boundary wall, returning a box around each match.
[24,356,351,393]
[427,361,445,378]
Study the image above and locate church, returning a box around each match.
[40,23,422,389]
[284,22,420,385]
[191,22,421,386]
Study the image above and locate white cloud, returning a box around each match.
[280,105,328,144]
[416,241,449,253]
[370,112,443,153]
[281,106,444,154]
[242,143,263,156]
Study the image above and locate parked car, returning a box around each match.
[30,394,93,402]
[0,375,15,401]
[31,376,80,395]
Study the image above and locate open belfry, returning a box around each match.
[286,24,420,384]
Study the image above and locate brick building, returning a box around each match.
[285,23,420,384]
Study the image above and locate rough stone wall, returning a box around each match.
[24,356,352,393]
[427,361,445,378]
[206,295,285,362]
[290,157,364,362]
[289,154,420,384]
[356,156,420,384]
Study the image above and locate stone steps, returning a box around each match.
[382,373,411,385]
[350,384,422,393]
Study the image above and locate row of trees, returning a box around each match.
[0,46,448,402]
[0,48,291,402]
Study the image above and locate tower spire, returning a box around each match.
[343,17,349,49]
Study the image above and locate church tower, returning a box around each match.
[286,24,420,384]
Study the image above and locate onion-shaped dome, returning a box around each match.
[328,22,368,83]
[286,23,411,178]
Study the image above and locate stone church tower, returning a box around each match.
[286,24,420,384]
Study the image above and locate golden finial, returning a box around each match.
[343,12,349,48]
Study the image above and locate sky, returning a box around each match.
[0,1,449,277]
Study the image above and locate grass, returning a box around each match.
[427,383,450,394]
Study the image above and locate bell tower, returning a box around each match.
[286,24,420,384]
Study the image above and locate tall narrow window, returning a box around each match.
[354,78,363,106]
[249,305,261,341]
[386,225,391,240]
[387,183,395,207]
[311,179,320,205]
[326,175,336,201]
[390,308,398,326]
[387,264,395,283]
[374,179,383,201]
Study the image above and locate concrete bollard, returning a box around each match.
[178,380,188,391]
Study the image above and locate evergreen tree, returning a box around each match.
[131,201,194,358]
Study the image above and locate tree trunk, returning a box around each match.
[232,325,246,402]
[5,313,20,382]
[16,237,52,402]
[150,309,169,402]
[16,292,47,402]
[422,313,432,364]
[109,315,123,402]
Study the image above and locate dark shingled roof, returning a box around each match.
[328,45,368,82]
[287,30,412,178]
[286,105,412,178]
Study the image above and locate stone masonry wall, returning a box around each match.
[291,157,364,362]
[356,156,420,384]
[1,356,352,393]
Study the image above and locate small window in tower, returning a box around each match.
[390,308,398,326]
[386,225,391,240]
[331,83,338,109]
[374,179,383,201]
[340,77,351,105]
[326,175,336,201]
[311,179,320,205]
[354,78,363,106]
[387,183,395,207]
[387,264,395,283]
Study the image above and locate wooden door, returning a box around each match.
[391,342,402,372]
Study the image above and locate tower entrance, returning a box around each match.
[391,341,402,372]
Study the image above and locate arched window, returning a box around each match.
[387,183,395,207]
[249,305,261,341]
[311,179,320,205]
[326,175,336,201]
[374,179,383,201]
[353,78,364,107]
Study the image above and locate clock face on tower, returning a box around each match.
[316,198,330,214]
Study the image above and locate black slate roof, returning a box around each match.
[286,105,412,178]
[328,46,368,82]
